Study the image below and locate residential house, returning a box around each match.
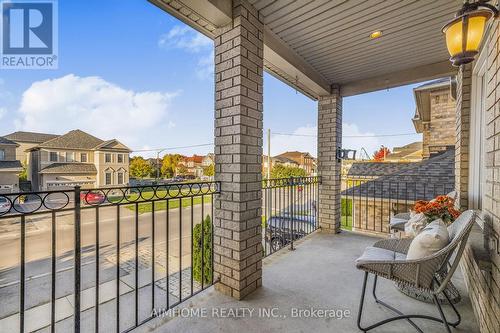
[0,137,23,193]
[412,78,457,158]
[3,131,59,174]
[383,141,423,162]
[177,155,204,178]
[274,151,315,175]
[27,129,131,190]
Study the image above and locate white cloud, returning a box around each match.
[158,26,212,53]
[158,25,213,80]
[15,74,179,149]
[269,123,383,159]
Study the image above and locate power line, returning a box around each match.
[272,132,421,138]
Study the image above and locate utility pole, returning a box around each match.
[267,128,271,180]
[156,149,167,180]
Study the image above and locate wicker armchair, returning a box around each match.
[355,210,475,332]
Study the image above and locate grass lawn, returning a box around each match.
[341,216,353,231]
[108,190,213,214]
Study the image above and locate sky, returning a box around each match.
[0,0,426,159]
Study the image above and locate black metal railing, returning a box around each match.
[261,176,321,256]
[341,180,454,233]
[0,182,219,333]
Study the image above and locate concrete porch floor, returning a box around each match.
[138,231,479,333]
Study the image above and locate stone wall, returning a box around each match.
[317,87,342,233]
[213,0,263,300]
[423,87,456,158]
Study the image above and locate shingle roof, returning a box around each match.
[37,130,104,150]
[40,163,97,174]
[0,160,23,170]
[348,162,414,177]
[343,148,455,201]
[4,131,59,143]
[0,136,18,145]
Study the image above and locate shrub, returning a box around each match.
[341,198,352,217]
[193,215,212,285]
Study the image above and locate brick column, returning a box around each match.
[213,0,263,300]
[317,87,342,233]
[455,64,472,209]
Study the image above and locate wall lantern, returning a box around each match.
[336,148,357,162]
[442,1,498,66]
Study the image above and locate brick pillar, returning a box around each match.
[213,0,263,300]
[455,64,472,209]
[317,87,342,233]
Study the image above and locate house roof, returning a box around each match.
[348,162,414,177]
[40,163,97,174]
[383,141,423,162]
[343,148,455,201]
[183,155,204,163]
[0,136,18,146]
[4,131,59,143]
[30,129,131,152]
[0,160,23,170]
[273,156,299,165]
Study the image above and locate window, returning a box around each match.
[105,153,112,163]
[66,152,74,162]
[117,172,124,185]
[81,153,87,163]
[105,172,112,185]
[117,154,123,163]
[0,149,4,161]
[49,152,58,162]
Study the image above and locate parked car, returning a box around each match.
[265,214,317,252]
[0,197,11,213]
[80,192,105,205]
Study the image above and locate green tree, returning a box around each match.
[193,215,212,285]
[129,156,153,178]
[270,164,307,179]
[19,161,28,181]
[161,154,182,178]
[203,163,214,177]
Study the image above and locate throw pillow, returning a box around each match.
[406,219,450,260]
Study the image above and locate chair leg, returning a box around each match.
[433,294,452,333]
[357,272,369,332]
[433,277,461,327]
[357,272,460,332]
[371,275,423,333]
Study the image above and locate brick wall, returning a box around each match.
[213,0,264,300]
[457,22,500,333]
[423,88,456,158]
[455,64,472,209]
[317,87,342,233]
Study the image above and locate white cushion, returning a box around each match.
[404,213,427,237]
[355,246,406,265]
[406,219,449,260]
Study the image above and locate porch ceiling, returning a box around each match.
[151,0,461,98]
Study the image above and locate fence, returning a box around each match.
[341,180,454,233]
[0,182,219,333]
[261,176,321,256]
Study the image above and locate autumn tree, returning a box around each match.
[161,154,183,178]
[373,147,391,162]
[130,156,153,178]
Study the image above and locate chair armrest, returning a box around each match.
[394,212,411,220]
[373,238,412,254]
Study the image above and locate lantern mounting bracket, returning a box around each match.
[459,1,499,17]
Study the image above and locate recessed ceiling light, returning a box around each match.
[370,30,383,39]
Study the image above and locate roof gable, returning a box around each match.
[95,139,131,152]
[35,129,104,150]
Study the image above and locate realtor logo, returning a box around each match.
[1,0,58,69]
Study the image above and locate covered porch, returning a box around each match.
[138,231,479,333]
[146,0,498,332]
